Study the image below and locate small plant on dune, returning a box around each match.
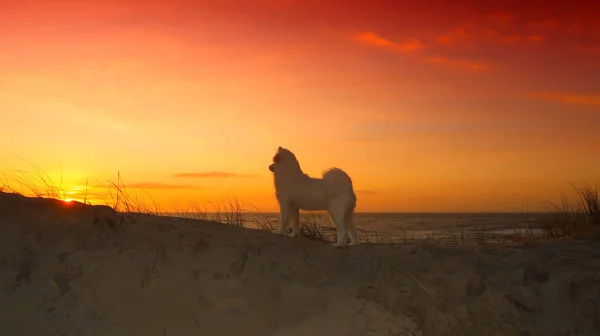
[101,172,162,216]
[250,210,338,242]
[1,158,64,199]
[541,182,600,239]
[170,201,210,221]
[238,208,340,243]
[206,196,246,226]
[245,205,277,231]
[575,183,599,223]
[299,212,337,242]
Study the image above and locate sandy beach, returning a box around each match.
[1,191,599,336]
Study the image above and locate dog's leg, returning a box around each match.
[346,214,359,246]
[288,208,300,238]
[328,200,347,248]
[272,203,291,235]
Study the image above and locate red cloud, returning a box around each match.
[502,34,521,43]
[529,35,543,42]
[354,28,492,72]
[398,38,424,52]
[356,32,423,52]
[435,23,526,46]
[426,57,491,71]
[432,8,597,48]
[526,20,560,33]
[579,44,600,56]
[435,26,472,45]
[485,11,517,26]
[528,92,600,108]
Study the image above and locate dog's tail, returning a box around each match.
[323,168,356,207]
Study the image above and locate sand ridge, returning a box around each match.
[1,192,599,335]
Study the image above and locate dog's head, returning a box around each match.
[269,146,300,173]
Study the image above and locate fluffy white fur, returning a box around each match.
[268,147,358,247]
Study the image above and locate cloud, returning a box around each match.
[435,26,471,44]
[485,11,517,26]
[526,20,560,33]
[126,182,202,190]
[527,92,600,108]
[356,32,423,52]
[426,56,491,71]
[579,44,600,56]
[435,22,527,46]
[437,25,526,46]
[501,34,521,43]
[355,29,493,72]
[173,171,254,178]
[433,13,567,47]
[528,35,543,42]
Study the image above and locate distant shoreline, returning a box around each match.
[164,211,553,215]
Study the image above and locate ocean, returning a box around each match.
[167,211,552,244]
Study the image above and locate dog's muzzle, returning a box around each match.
[268,164,275,172]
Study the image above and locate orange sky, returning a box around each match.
[1,0,599,212]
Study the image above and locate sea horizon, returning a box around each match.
[164,211,554,241]
[164,211,553,215]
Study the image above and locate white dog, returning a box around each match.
[268,147,358,247]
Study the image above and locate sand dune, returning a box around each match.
[1,192,599,335]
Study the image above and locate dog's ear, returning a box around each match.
[278,146,283,151]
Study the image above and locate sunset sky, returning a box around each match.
[1,0,599,212]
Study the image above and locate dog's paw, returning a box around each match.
[271,229,283,235]
[331,243,345,248]
[348,241,360,246]
[288,231,299,238]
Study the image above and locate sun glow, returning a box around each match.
[60,186,88,204]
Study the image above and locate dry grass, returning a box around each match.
[169,200,210,221]
[538,183,600,239]
[208,197,246,226]
[170,197,245,226]
[1,158,64,199]
[102,172,162,216]
[1,162,598,245]
[298,213,336,242]
[243,210,396,244]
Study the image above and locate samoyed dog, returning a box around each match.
[268,147,358,247]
